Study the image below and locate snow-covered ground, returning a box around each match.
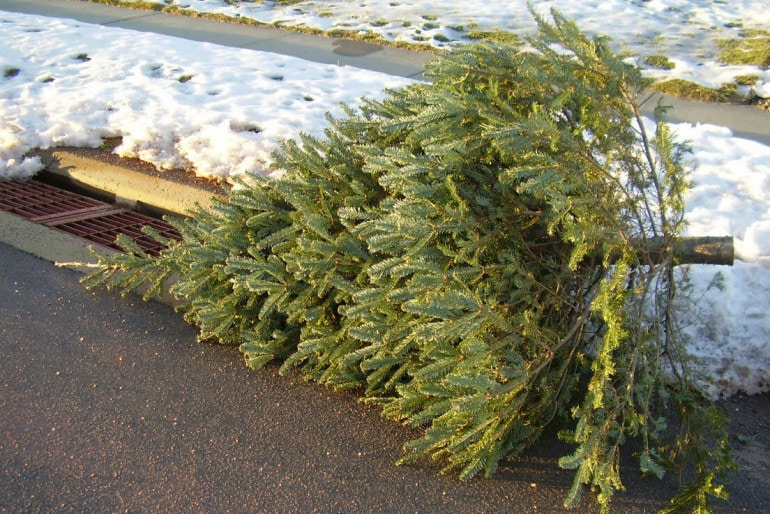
[1,7,768,399]
[118,0,770,96]
[0,12,413,178]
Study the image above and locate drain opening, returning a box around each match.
[0,179,181,256]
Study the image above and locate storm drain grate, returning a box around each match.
[56,211,181,256]
[0,179,181,256]
[0,179,106,219]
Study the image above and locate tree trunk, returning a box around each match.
[641,236,734,266]
[672,236,734,266]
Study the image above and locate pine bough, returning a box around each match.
[83,9,735,513]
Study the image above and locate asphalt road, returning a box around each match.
[1,2,768,512]
[1,241,768,513]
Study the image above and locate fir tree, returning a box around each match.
[83,8,734,513]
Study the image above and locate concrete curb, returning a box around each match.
[36,149,223,218]
[0,209,117,272]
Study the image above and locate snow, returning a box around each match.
[1,4,768,399]
[671,123,770,399]
[118,0,770,97]
[0,14,412,179]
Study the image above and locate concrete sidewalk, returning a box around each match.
[0,0,431,78]
[2,0,769,145]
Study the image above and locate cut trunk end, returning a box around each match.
[640,236,734,266]
[672,236,734,266]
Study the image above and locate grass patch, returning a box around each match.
[650,78,739,102]
[272,22,323,35]
[99,136,123,151]
[85,0,165,11]
[178,74,194,83]
[3,67,20,78]
[734,74,760,85]
[466,29,521,46]
[223,0,277,4]
[433,34,450,43]
[81,0,276,28]
[326,28,380,41]
[80,0,438,53]
[643,54,675,70]
[229,0,303,4]
[718,29,770,68]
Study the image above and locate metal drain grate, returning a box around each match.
[0,179,181,256]
[55,211,181,256]
[0,179,106,219]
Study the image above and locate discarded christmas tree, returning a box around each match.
[83,9,734,513]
